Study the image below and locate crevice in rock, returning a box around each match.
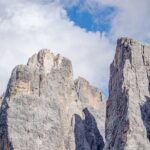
[39,74,42,97]
[74,108,104,150]
[141,45,145,65]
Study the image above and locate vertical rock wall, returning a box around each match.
[105,38,150,150]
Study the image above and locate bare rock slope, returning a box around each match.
[105,38,150,150]
[0,50,105,150]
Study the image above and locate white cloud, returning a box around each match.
[0,0,114,94]
[99,0,150,41]
[1,0,150,95]
[74,0,150,42]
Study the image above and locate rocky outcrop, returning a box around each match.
[75,77,106,139]
[105,38,150,150]
[75,77,103,110]
[0,49,105,150]
[74,77,105,150]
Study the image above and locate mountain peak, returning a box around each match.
[0,49,105,150]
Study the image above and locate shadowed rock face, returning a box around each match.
[0,49,105,150]
[74,108,104,150]
[0,93,13,150]
[105,38,150,150]
[140,96,150,142]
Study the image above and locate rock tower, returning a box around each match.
[105,38,150,150]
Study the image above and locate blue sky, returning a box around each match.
[66,3,116,32]
[0,0,150,96]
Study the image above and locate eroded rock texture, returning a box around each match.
[105,38,150,150]
[0,49,105,150]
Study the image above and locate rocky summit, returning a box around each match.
[105,38,150,150]
[0,49,105,150]
[1,37,150,150]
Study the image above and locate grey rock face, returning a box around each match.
[0,49,105,150]
[74,77,103,110]
[105,38,150,150]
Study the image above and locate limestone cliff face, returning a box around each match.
[0,49,105,150]
[105,38,150,150]
[74,77,105,139]
[75,77,103,110]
